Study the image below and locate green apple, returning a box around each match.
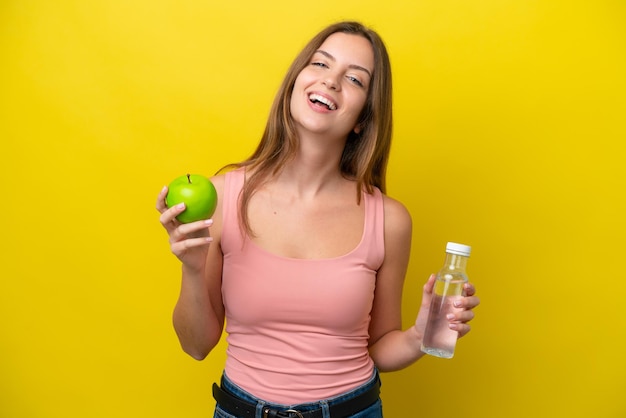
[166,174,217,223]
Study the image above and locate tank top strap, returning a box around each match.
[221,168,246,250]
[358,187,385,270]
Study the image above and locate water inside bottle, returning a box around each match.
[421,277,465,358]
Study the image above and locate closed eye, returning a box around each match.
[311,61,328,68]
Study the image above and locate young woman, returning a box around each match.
[156,21,479,418]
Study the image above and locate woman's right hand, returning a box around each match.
[156,185,213,273]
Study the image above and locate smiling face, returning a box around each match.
[289,32,375,141]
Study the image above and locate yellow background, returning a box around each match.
[2,1,625,417]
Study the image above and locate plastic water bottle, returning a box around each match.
[421,242,471,358]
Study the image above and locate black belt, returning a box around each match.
[212,378,381,418]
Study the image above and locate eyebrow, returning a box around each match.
[314,49,372,78]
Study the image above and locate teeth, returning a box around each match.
[309,93,337,110]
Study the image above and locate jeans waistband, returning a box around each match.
[215,369,381,418]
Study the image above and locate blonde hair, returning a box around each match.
[227,21,393,236]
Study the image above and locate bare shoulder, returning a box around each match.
[209,172,226,193]
[381,194,412,236]
[208,173,227,212]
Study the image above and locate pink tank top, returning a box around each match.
[221,168,385,404]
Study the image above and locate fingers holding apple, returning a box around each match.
[156,184,169,213]
[157,185,180,232]
[165,174,218,224]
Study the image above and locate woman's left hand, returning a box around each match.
[415,275,480,339]
[450,281,480,338]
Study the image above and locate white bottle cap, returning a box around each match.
[446,242,471,257]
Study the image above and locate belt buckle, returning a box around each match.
[263,408,304,418]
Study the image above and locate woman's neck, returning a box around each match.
[274,133,348,198]
[275,160,343,198]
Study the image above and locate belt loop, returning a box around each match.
[320,400,330,418]
[256,400,267,418]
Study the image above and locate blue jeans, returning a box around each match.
[213,370,383,418]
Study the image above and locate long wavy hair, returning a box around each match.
[227,21,393,236]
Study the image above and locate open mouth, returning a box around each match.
[308,93,337,110]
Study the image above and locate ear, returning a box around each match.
[353,124,362,134]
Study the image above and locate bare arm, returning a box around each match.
[368,196,480,371]
[367,196,422,371]
[156,175,226,360]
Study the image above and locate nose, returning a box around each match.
[322,73,341,91]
